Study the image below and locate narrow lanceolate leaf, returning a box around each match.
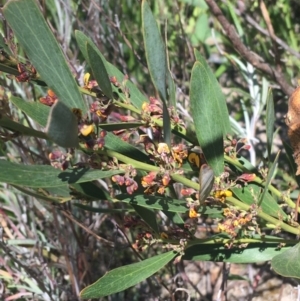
[10,96,50,127]
[258,151,280,207]
[190,60,229,175]
[103,131,151,163]
[98,122,144,131]
[271,243,300,279]
[194,49,231,134]
[0,115,48,140]
[46,101,79,148]
[162,102,171,146]
[80,251,177,298]
[231,183,287,218]
[0,160,123,188]
[0,34,12,55]
[130,204,159,234]
[86,43,113,99]
[266,88,275,160]
[3,0,85,112]
[141,0,171,146]
[115,194,188,213]
[142,0,167,102]
[184,241,291,263]
[75,30,146,109]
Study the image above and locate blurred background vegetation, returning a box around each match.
[1,0,300,300]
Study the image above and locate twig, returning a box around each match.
[259,0,281,72]
[204,0,294,96]
[238,8,300,60]
[60,209,115,247]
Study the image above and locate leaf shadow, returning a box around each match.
[58,167,90,184]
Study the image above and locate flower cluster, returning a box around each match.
[15,62,36,82]
[83,73,98,91]
[112,165,138,194]
[213,189,233,202]
[140,140,188,170]
[218,206,257,239]
[39,89,58,106]
[132,231,154,252]
[141,97,163,122]
[141,170,171,194]
[90,99,113,124]
[48,149,74,170]
[224,135,251,157]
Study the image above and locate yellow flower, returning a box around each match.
[80,124,94,136]
[189,208,199,218]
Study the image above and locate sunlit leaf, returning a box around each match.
[86,43,113,99]
[266,89,275,160]
[190,51,231,175]
[0,160,123,188]
[184,241,290,263]
[258,151,279,207]
[231,183,287,218]
[3,0,85,111]
[272,243,300,279]
[75,30,146,109]
[141,0,171,146]
[103,131,151,163]
[10,96,50,127]
[80,251,177,298]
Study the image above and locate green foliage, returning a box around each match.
[1,0,300,299]
[80,251,177,298]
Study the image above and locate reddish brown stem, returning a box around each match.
[205,0,294,96]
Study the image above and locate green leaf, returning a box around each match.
[74,203,127,214]
[0,160,123,188]
[86,43,113,99]
[0,62,19,76]
[258,151,279,207]
[70,182,109,200]
[283,141,300,184]
[98,122,144,131]
[142,0,167,102]
[166,68,176,108]
[142,0,171,146]
[116,194,188,213]
[0,34,12,55]
[0,115,47,140]
[162,102,171,146]
[271,243,300,278]
[116,193,224,217]
[184,241,291,263]
[75,30,146,109]
[46,101,79,148]
[3,0,85,111]
[266,88,275,160]
[190,51,230,175]
[231,183,287,218]
[104,131,151,163]
[162,211,185,225]
[131,204,159,234]
[10,96,50,127]
[80,251,177,298]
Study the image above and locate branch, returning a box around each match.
[204,0,294,96]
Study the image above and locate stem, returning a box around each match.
[227,196,300,236]
[225,155,297,212]
[184,236,298,249]
[95,148,200,190]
